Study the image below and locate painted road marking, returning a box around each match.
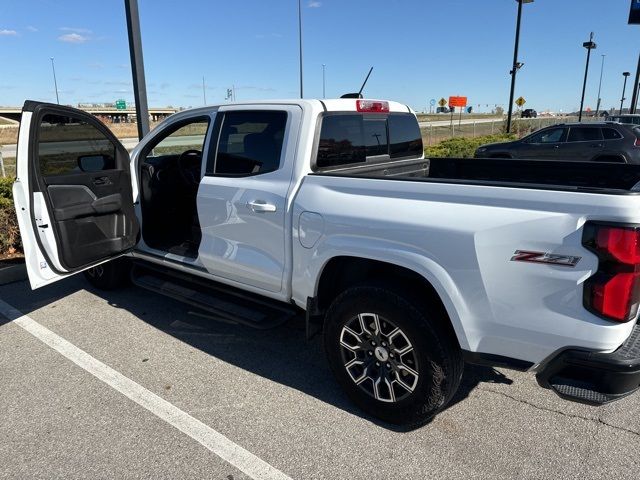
[0,298,292,480]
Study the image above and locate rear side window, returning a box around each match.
[316,113,422,168]
[568,127,603,142]
[602,128,623,140]
[213,111,287,176]
[37,113,116,176]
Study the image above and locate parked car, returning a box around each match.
[13,99,640,426]
[606,114,640,126]
[475,122,640,163]
[521,108,537,118]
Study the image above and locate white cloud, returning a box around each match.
[255,33,283,39]
[0,29,18,36]
[26,26,38,32]
[60,27,92,34]
[58,33,88,43]
[308,1,322,7]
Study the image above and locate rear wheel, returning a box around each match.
[83,257,132,290]
[324,285,463,427]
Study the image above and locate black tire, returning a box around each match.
[83,257,132,290]
[324,285,463,427]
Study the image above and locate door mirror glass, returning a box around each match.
[78,154,110,172]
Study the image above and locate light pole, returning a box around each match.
[322,64,326,99]
[621,71,631,114]
[506,0,533,134]
[630,52,640,114]
[298,0,303,98]
[578,32,597,122]
[202,76,206,105]
[50,57,60,104]
[124,0,150,139]
[595,54,605,117]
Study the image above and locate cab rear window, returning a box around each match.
[316,113,422,169]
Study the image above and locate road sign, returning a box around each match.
[430,99,436,106]
[449,96,467,108]
[115,99,127,110]
[515,96,526,108]
[438,98,447,107]
[630,0,640,24]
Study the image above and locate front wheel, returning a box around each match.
[324,285,463,427]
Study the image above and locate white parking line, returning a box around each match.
[0,298,292,480]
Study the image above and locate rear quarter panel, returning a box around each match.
[292,175,640,366]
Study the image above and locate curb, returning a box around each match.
[0,261,27,285]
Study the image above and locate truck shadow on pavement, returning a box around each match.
[1,279,515,433]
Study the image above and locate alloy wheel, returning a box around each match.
[339,313,419,403]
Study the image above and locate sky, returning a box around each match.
[0,0,639,113]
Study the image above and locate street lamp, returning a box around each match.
[506,0,534,134]
[322,64,326,99]
[595,54,605,118]
[50,57,60,104]
[578,32,597,122]
[621,71,631,114]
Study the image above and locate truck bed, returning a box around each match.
[314,157,640,194]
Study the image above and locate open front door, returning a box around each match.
[13,101,140,289]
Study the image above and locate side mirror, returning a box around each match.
[78,154,109,172]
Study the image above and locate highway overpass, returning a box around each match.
[0,106,178,123]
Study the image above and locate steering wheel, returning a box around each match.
[177,149,202,189]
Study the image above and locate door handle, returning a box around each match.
[247,200,277,213]
[93,176,111,186]
[591,143,603,148]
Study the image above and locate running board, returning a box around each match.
[131,262,298,329]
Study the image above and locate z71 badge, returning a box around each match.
[511,250,581,268]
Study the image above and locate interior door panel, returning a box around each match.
[41,170,137,269]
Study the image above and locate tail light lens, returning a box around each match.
[635,137,640,147]
[583,222,640,322]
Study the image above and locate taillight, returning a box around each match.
[356,100,389,113]
[583,222,640,322]
[635,137,640,147]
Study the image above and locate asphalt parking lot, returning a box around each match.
[1,276,639,480]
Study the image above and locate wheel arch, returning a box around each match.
[314,255,466,349]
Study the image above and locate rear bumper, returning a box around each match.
[536,322,640,405]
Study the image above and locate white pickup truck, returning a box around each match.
[13,98,640,426]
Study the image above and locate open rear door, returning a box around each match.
[13,101,140,289]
